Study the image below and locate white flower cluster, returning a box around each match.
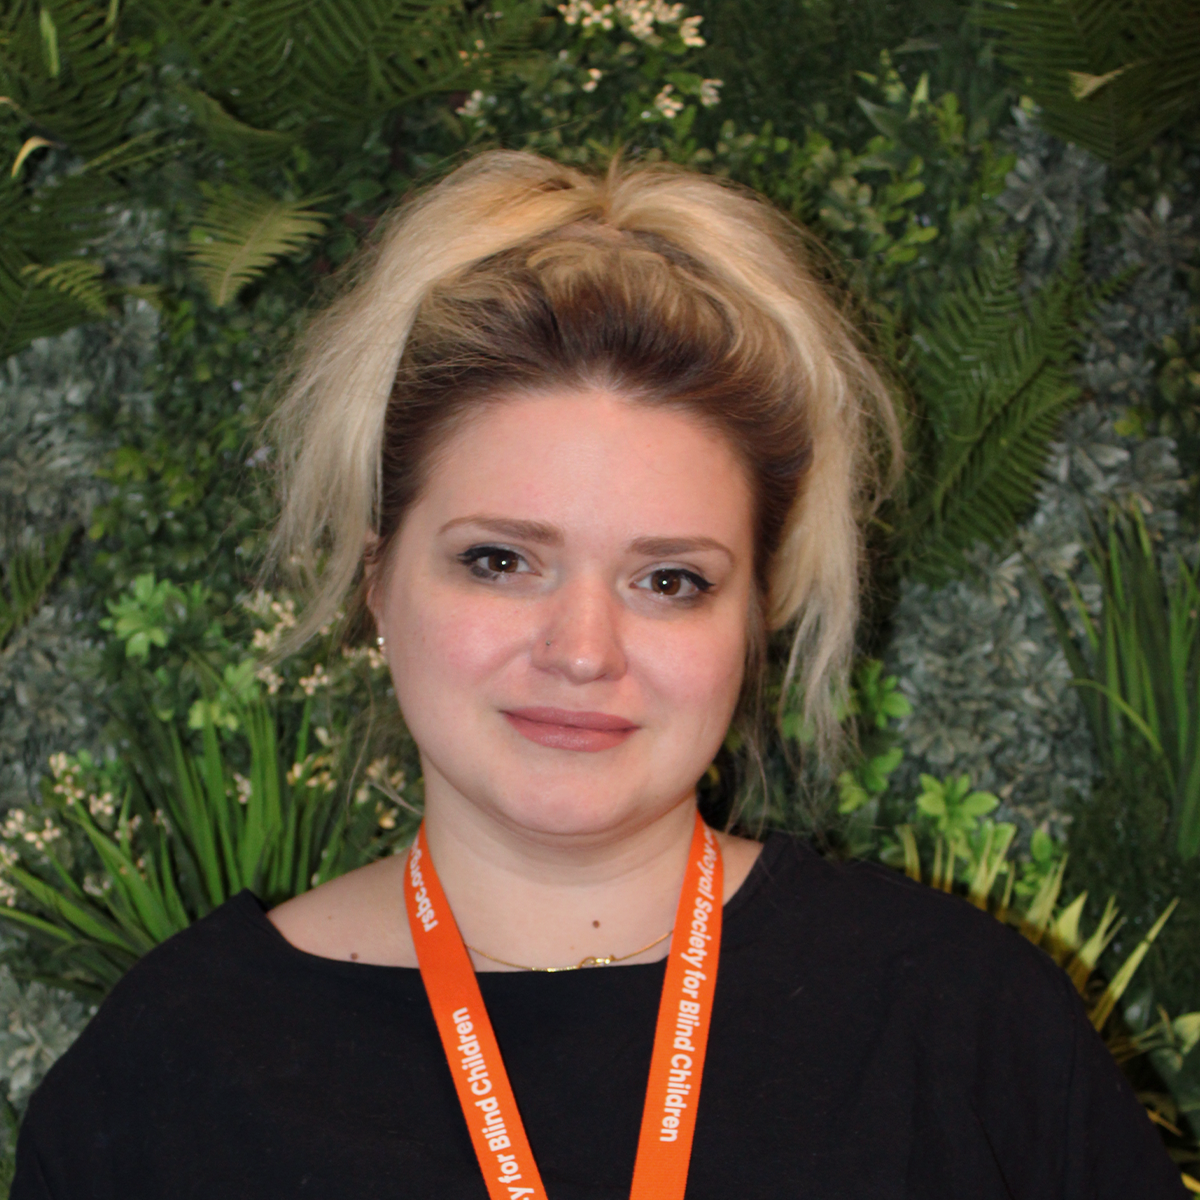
[244,591,299,694]
[341,643,388,672]
[88,791,116,820]
[298,663,330,696]
[456,89,492,118]
[286,751,337,794]
[247,593,296,653]
[652,84,684,118]
[1,810,64,857]
[558,0,705,45]
[47,752,85,806]
[0,846,18,908]
[678,13,704,45]
[256,664,283,695]
[355,756,406,801]
[354,756,411,829]
[558,0,615,29]
[699,77,722,107]
[82,873,111,898]
[47,751,119,824]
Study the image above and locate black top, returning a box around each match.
[12,834,1185,1199]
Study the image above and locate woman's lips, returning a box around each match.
[503,707,638,752]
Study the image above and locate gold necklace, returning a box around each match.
[465,928,672,973]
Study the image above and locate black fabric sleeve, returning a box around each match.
[10,999,127,1200]
[9,1142,56,1200]
[1057,974,1188,1200]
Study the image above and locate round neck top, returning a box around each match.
[11,833,1185,1199]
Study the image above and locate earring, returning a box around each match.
[377,634,386,650]
[545,639,551,647]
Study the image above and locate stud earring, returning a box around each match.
[545,639,552,647]
[376,634,386,650]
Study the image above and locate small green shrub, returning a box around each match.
[0,574,419,996]
[1039,505,1200,860]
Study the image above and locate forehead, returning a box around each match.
[418,389,754,542]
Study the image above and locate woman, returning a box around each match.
[12,152,1184,1198]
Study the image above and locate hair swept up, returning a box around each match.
[269,150,901,754]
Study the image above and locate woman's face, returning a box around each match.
[373,388,755,841]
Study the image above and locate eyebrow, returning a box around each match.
[439,516,564,545]
[438,516,734,562]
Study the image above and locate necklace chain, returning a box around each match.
[465,927,673,973]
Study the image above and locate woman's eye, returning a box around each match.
[458,546,526,578]
[637,568,712,599]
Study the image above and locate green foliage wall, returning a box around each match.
[1,0,1199,1171]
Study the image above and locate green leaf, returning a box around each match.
[187,186,327,306]
[9,136,55,177]
[916,790,946,817]
[0,527,72,651]
[22,259,107,316]
[899,240,1110,582]
[100,573,185,660]
[142,0,539,130]
[837,770,870,814]
[860,746,903,794]
[1090,899,1179,1030]
[1030,827,1054,864]
[984,0,1200,165]
[961,791,1000,817]
[171,84,295,166]
[1035,506,1200,858]
[39,7,60,78]
[856,96,906,141]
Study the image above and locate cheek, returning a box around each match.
[389,582,529,693]
[634,613,747,725]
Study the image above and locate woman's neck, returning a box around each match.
[423,791,703,972]
[267,785,763,972]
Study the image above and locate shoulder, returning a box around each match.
[22,892,279,1120]
[739,833,1080,1027]
[736,838,1185,1196]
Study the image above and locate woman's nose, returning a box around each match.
[532,576,627,683]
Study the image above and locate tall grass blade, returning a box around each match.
[896,825,921,883]
[1090,899,1180,1031]
[1068,895,1123,994]
[1020,855,1067,945]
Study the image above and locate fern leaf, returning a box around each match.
[0,0,143,156]
[10,134,54,176]
[900,242,1103,583]
[142,0,538,130]
[172,85,295,167]
[188,187,327,306]
[0,133,165,357]
[22,258,106,314]
[984,0,1200,165]
[0,240,92,358]
[0,527,72,651]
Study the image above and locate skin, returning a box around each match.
[269,388,764,970]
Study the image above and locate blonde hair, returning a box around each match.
[270,151,900,751]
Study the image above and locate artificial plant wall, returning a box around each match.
[1,0,1199,1178]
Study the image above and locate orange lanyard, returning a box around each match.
[403,811,723,1200]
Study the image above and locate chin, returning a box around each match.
[472,760,676,841]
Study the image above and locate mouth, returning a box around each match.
[502,707,639,753]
